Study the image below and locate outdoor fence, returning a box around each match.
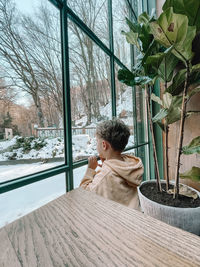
[36,127,97,138]
[36,125,133,139]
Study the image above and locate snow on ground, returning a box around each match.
[0,162,62,183]
[0,133,135,163]
[0,136,18,150]
[0,134,96,161]
[0,163,86,228]
[75,88,133,127]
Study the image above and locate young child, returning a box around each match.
[79,119,144,210]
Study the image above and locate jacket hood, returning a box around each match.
[104,154,144,185]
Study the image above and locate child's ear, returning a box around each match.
[102,140,109,150]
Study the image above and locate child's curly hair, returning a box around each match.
[96,119,130,152]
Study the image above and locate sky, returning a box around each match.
[16,0,41,14]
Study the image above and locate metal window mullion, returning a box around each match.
[108,0,116,117]
[48,0,63,9]
[126,0,137,21]
[129,1,138,155]
[60,3,73,192]
[0,165,68,194]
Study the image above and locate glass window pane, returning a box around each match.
[67,0,109,47]
[115,64,135,149]
[68,21,112,162]
[0,173,66,228]
[73,165,87,188]
[112,0,131,68]
[0,0,64,181]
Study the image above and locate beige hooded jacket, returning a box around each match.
[80,154,144,210]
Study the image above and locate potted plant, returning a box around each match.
[118,0,200,235]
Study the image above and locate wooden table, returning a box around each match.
[1,188,200,267]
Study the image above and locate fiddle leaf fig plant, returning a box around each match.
[118,0,200,198]
[162,0,200,31]
[182,137,200,155]
[180,167,200,182]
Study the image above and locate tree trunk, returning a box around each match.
[33,93,45,127]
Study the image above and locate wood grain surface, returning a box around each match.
[1,188,200,267]
[0,228,21,267]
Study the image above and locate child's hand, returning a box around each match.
[88,156,98,170]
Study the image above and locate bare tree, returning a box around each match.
[68,0,110,125]
[0,0,46,126]
[21,5,63,118]
[0,0,64,128]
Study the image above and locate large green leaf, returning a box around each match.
[150,7,196,61]
[182,136,200,155]
[192,63,200,72]
[158,52,179,82]
[180,167,200,182]
[166,95,182,124]
[166,69,186,95]
[142,39,158,74]
[125,16,153,53]
[126,18,140,33]
[152,108,168,123]
[163,92,173,109]
[118,69,135,87]
[146,46,174,71]
[174,25,196,61]
[151,92,181,125]
[134,76,153,85]
[189,72,200,89]
[151,93,163,106]
[139,24,153,52]
[118,69,153,87]
[122,30,140,50]
[188,87,200,99]
[150,8,188,47]
[138,12,150,24]
[151,92,173,109]
[163,0,200,31]
[137,12,153,52]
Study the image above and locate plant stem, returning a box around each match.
[164,57,169,191]
[173,62,190,198]
[165,123,169,191]
[145,86,162,192]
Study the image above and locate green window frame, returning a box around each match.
[0,0,161,195]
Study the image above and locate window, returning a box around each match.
[68,22,112,162]
[0,0,64,182]
[112,0,131,68]
[0,0,154,225]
